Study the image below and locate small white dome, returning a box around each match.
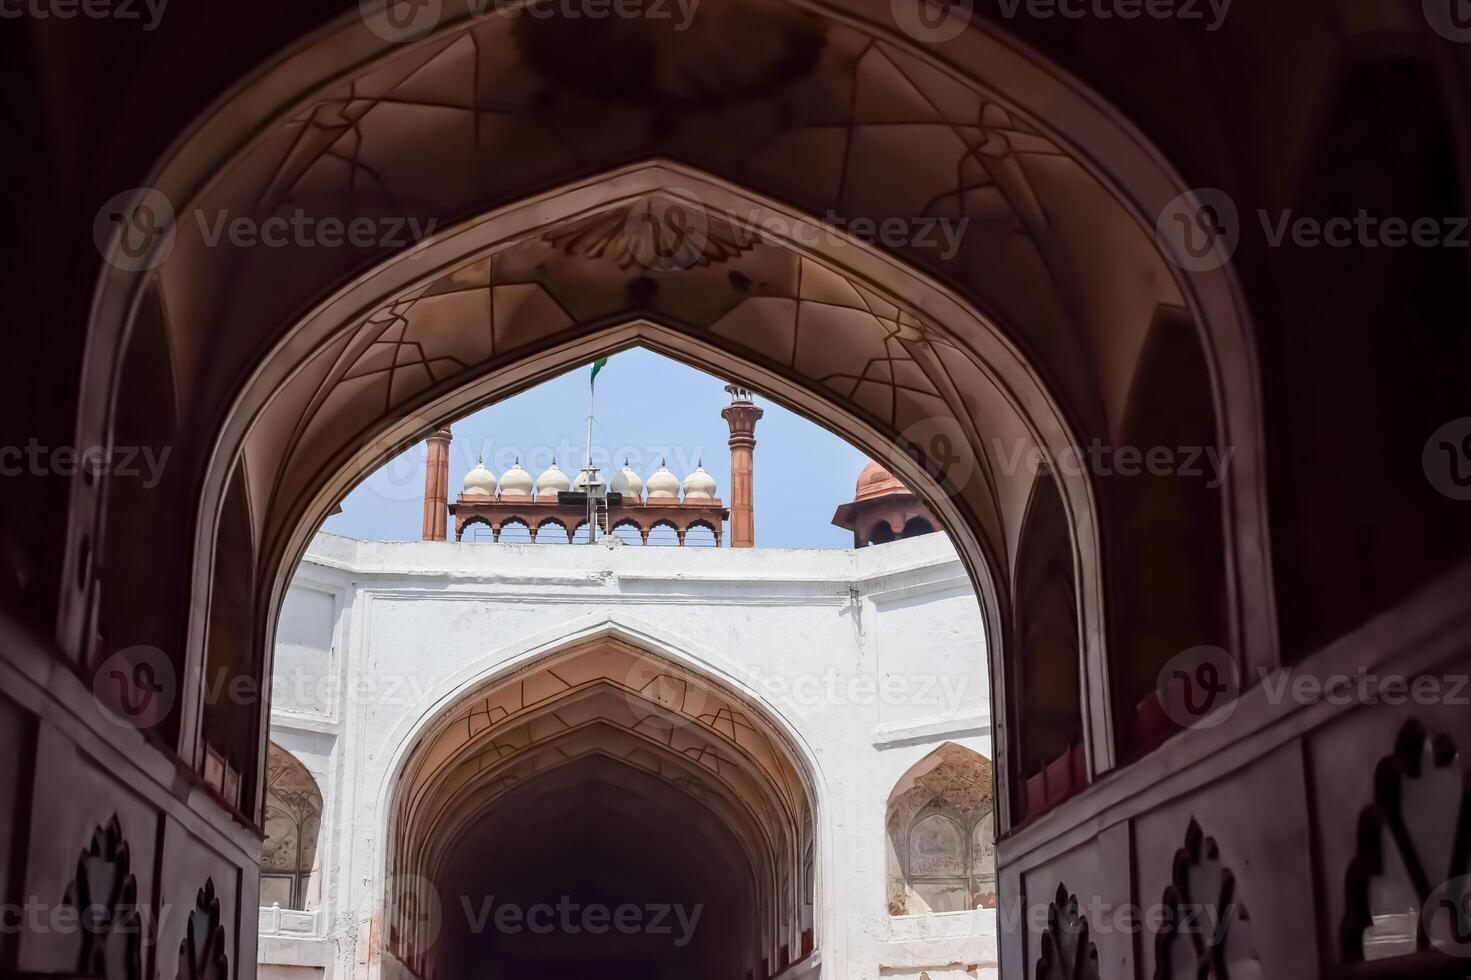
[574,467,605,490]
[646,460,680,498]
[499,460,533,497]
[610,462,644,499]
[536,463,571,497]
[462,461,497,496]
[682,462,717,500]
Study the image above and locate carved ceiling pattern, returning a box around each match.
[1342,721,1471,964]
[162,2,1147,395]
[399,637,805,817]
[1154,820,1262,980]
[265,742,323,818]
[249,218,1014,578]
[262,744,323,908]
[388,637,815,950]
[63,817,143,980]
[152,0,1196,616]
[888,743,995,832]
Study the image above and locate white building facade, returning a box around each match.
[259,527,996,980]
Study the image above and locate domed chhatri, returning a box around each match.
[855,460,906,501]
[536,463,571,497]
[463,461,497,496]
[499,461,534,497]
[435,385,758,547]
[646,460,681,499]
[610,461,644,499]
[683,462,717,500]
[832,460,940,548]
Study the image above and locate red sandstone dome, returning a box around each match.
[833,460,939,547]
[854,460,908,501]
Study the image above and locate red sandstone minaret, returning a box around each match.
[421,427,453,541]
[721,385,764,548]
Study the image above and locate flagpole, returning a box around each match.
[585,375,596,543]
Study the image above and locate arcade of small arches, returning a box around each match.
[448,453,731,546]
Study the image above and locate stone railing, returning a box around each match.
[258,903,320,937]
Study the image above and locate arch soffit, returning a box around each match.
[64,0,1271,677]
[377,615,826,872]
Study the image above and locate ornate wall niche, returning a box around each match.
[62,816,144,980]
[1153,820,1262,980]
[1036,883,1101,980]
[261,743,323,911]
[1341,721,1471,972]
[887,744,996,915]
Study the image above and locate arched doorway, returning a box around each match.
[382,634,818,980]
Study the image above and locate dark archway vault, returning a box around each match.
[436,758,756,980]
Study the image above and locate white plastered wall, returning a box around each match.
[264,531,996,980]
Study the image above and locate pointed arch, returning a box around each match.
[376,615,823,980]
[261,742,324,912]
[886,743,996,915]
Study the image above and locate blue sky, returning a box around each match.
[323,347,872,548]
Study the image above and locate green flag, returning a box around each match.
[590,357,608,388]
